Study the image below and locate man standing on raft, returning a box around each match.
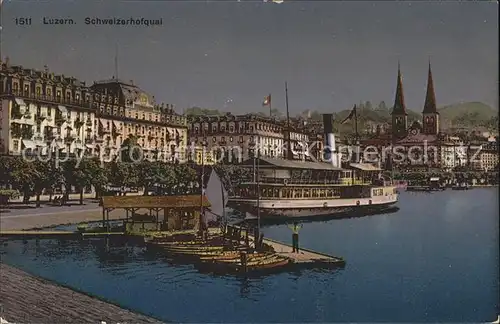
[288,221,303,253]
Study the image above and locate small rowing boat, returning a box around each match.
[200,252,272,263]
[165,249,230,257]
[203,254,292,274]
[159,245,225,252]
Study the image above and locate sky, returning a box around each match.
[1,0,498,115]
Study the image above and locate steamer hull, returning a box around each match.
[228,190,399,220]
[231,157,400,222]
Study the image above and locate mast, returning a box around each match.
[256,146,261,234]
[114,44,119,80]
[269,93,272,118]
[220,176,226,225]
[199,144,205,236]
[285,82,292,160]
[0,0,3,62]
[354,106,359,142]
[253,154,256,182]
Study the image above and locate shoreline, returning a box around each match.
[0,207,164,323]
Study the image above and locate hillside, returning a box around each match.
[331,101,497,133]
[437,102,497,129]
[185,101,498,133]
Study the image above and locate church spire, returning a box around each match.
[423,60,437,113]
[391,61,407,116]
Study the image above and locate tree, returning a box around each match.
[185,107,224,116]
[138,161,167,195]
[172,164,198,194]
[120,135,142,163]
[0,155,15,188]
[108,161,139,194]
[159,164,178,195]
[32,160,51,207]
[62,159,94,205]
[214,165,251,195]
[378,101,388,111]
[87,158,109,199]
[10,157,38,203]
[39,160,64,203]
[270,108,282,118]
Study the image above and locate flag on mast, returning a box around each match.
[262,94,271,106]
[341,105,357,124]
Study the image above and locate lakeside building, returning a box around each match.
[0,59,95,156]
[0,59,188,163]
[187,113,319,164]
[188,114,286,163]
[90,79,188,163]
[439,135,468,172]
[1,58,496,172]
[479,141,499,172]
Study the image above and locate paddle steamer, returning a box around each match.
[228,157,398,219]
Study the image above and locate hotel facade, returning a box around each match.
[188,114,318,164]
[0,60,188,162]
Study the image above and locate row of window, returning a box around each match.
[11,82,88,102]
[192,122,282,134]
[194,135,285,145]
[236,187,342,199]
[21,106,93,121]
[98,106,186,125]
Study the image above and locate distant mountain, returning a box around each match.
[185,106,224,116]
[333,101,498,133]
[437,102,497,129]
[185,101,498,133]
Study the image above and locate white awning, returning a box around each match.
[22,140,36,149]
[57,105,67,113]
[99,119,105,126]
[35,141,47,147]
[86,143,95,148]
[349,163,382,172]
[113,120,121,128]
[15,98,26,106]
[430,177,440,181]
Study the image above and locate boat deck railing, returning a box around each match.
[241,178,373,186]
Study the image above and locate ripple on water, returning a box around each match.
[1,190,498,323]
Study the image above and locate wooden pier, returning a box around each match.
[0,231,126,240]
[224,224,346,268]
[262,237,346,267]
[1,227,346,269]
[0,231,78,239]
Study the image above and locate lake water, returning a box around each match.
[1,188,498,322]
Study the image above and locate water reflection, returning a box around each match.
[242,206,400,227]
[5,237,312,280]
[1,189,497,323]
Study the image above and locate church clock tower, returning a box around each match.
[422,61,439,135]
[391,63,408,140]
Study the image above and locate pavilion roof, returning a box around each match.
[241,157,344,171]
[101,195,210,209]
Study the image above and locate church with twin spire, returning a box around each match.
[359,61,444,169]
[391,61,441,143]
[387,60,443,168]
